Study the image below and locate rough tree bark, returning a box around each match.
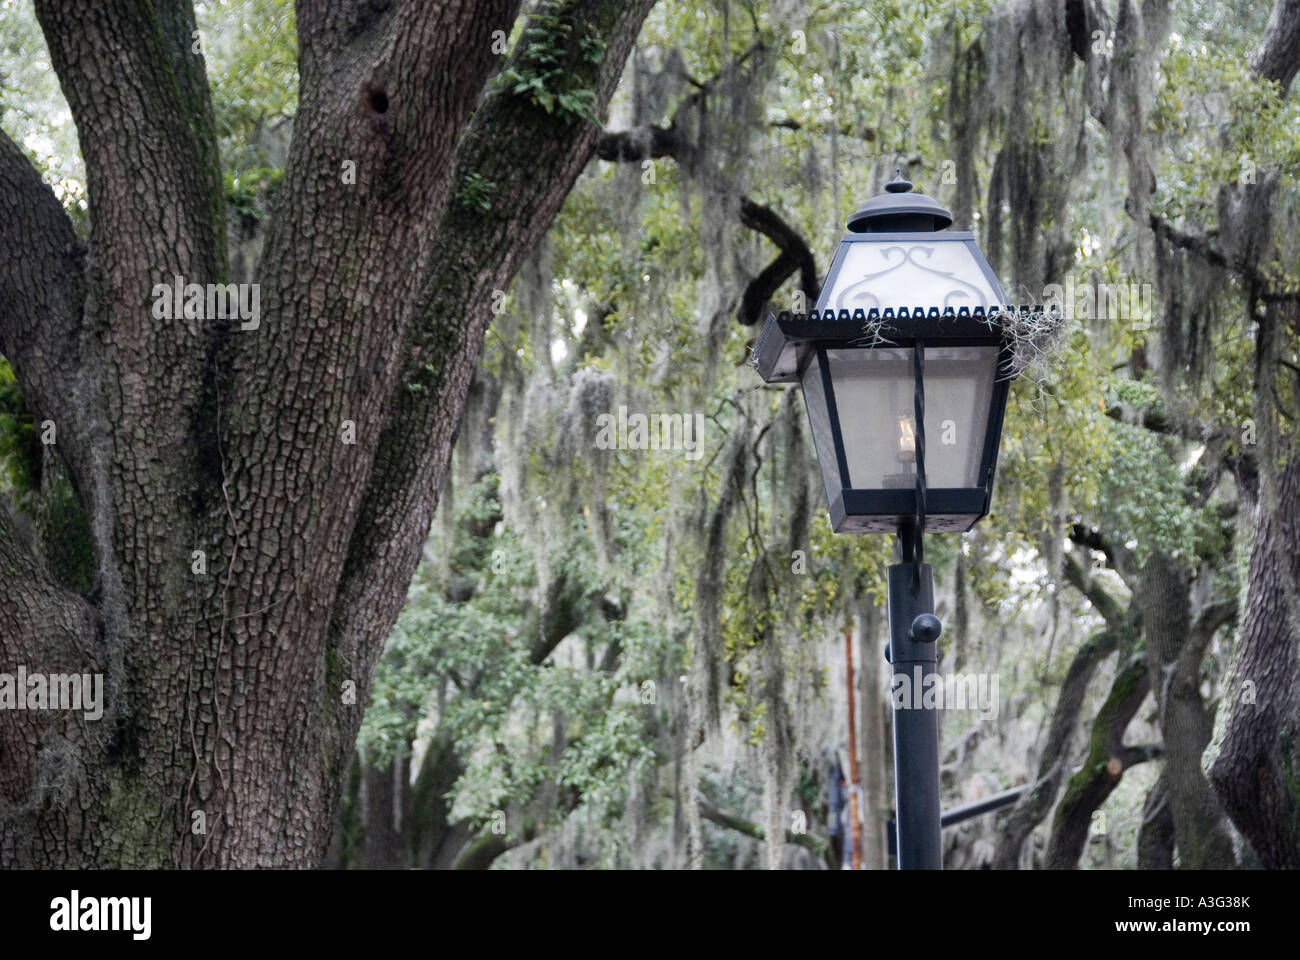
[1140,552,1237,868]
[1136,770,1174,869]
[1210,449,1300,868]
[1204,0,1300,868]
[0,0,656,868]
[1251,0,1300,91]
[1046,655,1156,869]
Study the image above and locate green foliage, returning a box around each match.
[457,172,496,212]
[493,1,602,122]
[0,5,87,224]
[0,361,93,591]
[199,0,299,162]
[0,359,37,498]
[1152,45,1300,228]
[223,165,282,221]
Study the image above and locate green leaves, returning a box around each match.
[496,63,599,122]
[487,0,609,123]
[457,172,496,212]
[223,165,282,221]
[0,360,37,498]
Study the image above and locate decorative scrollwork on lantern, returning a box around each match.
[834,244,991,314]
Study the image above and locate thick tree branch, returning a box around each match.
[1210,452,1300,868]
[992,629,1119,868]
[33,0,224,295]
[156,0,227,271]
[0,132,90,496]
[0,502,104,820]
[323,0,658,786]
[1063,545,1129,627]
[1251,0,1300,93]
[1046,655,1151,868]
[211,0,524,669]
[32,0,230,656]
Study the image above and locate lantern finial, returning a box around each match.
[885,170,912,193]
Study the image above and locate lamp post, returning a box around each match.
[753,172,1021,869]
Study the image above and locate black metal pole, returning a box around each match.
[887,525,942,869]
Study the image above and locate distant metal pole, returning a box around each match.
[885,785,1031,857]
[940,785,1028,828]
[844,625,862,870]
[888,525,942,869]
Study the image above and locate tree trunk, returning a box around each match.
[1141,551,1237,867]
[1210,450,1300,868]
[360,752,411,869]
[0,0,657,868]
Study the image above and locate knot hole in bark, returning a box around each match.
[366,88,389,116]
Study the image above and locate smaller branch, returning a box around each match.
[1065,527,1136,609]
[596,38,818,329]
[1104,402,1214,443]
[769,117,877,142]
[594,124,682,162]
[697,798,833,867]
[1062,552,1125,628]
[1195,599,1238,640]
[738,197,820,324]
[1185,431,1231,509]
[1185,599,1238,678]
[737,250,800,326]
[1068,523,1124,568]
[992,629,1119,869]
[1150,213,1300,298]
[592,133,821,326]
[1117,743,1165,768]
[690,40,765,95]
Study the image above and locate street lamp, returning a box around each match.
[753,172,1022,869]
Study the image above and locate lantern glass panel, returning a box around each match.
[824,345,999,491]
[799,353,841,510]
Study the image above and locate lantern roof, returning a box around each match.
[846,173,953,232]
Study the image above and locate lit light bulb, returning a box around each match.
[897,410,916,464]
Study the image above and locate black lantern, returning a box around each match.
[754,174,1017,535]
